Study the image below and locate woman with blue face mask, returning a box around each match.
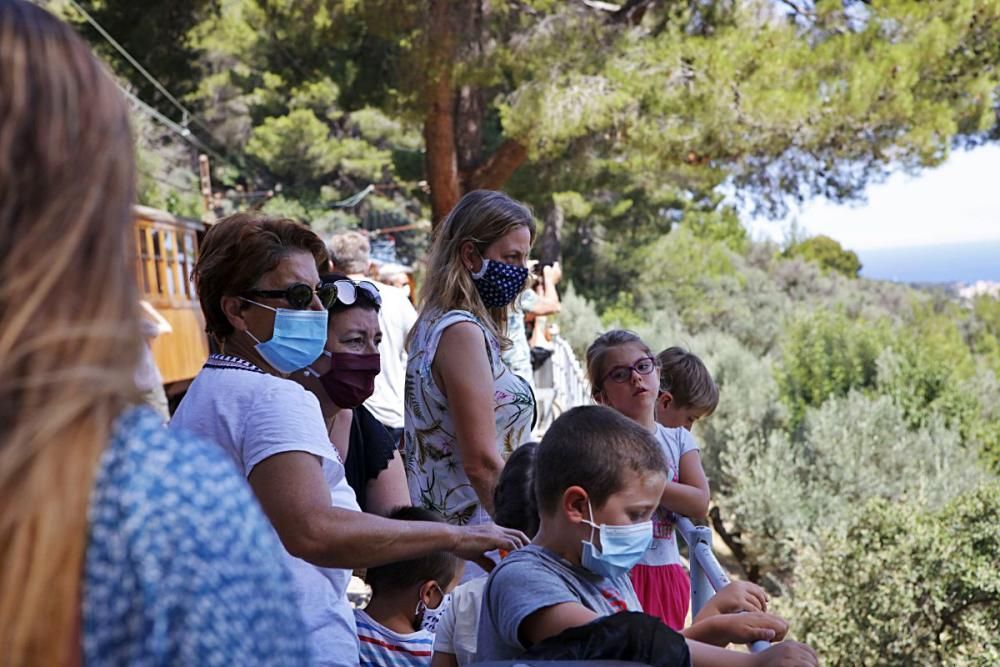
[170,213,528,667]
[404,190,537,581]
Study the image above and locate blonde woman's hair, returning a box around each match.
[412,190,536,349]
[585,330,654,398]
[0,2,140,663]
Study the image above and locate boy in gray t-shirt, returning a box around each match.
[475,406,819,667]
[477,544,640,660]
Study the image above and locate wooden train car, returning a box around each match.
[133,204,211,395]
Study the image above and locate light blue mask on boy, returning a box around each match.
[242,298,328,374]
[580,497,653,579]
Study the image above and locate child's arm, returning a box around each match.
[689,639,817,667]
[430,653,458,667]
[520,602,600,647]
[659,450,710,519]
[522,604,815,666]
[682,611,788,646]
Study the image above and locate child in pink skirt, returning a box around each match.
[585,331,712,630]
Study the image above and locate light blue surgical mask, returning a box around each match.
[242,298,328,374]
[580,497,653,579]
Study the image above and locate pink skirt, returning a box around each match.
[629,563,690,631]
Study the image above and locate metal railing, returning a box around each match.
[675,517,770,654]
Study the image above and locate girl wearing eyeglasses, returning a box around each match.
[405,190,537,580]
[585,330,711,631]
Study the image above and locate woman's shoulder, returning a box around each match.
[85,405,308,663]
[96,405,278,546]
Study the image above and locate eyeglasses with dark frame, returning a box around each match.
[603,356,657,385]
[243,283,338,310]
[321,278,382,308]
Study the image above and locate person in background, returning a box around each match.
[404,190,536,580]
[586,330,711,630]
[329,231,418,445]
[170,212,527,666]
[501,261,562,390]
[378,261,415,301]
[0,3,309,663]
[475,406,818,666]
[356,506,465,667]
[296,271,410,515]
[655,346,720,431]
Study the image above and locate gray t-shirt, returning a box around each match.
[476,544,641,661]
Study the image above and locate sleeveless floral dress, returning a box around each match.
[404,309,534,526]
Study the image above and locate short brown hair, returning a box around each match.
[328,231,370,275]
[194,212,329,341]
[535,406,666,515]
[657,347,719,415]
[364,506,463,594]
[585,330,654,397]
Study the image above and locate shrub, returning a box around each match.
[776,310,890,427]
[784,482,1000,666]
[783,234,862,278]
[716,391,987,581]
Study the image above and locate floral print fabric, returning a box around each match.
[404,309,534,525]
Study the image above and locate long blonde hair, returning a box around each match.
[0,2,140,663]
[413,190,536,349]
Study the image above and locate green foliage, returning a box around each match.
[555,283,604,359]
[777,310,890,426]
[785,483,1000,666]
[784,235,862,278]
[718,391,987,579]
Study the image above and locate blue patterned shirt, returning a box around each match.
[83,406,311,665]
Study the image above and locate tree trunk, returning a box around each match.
[455,1,486,176]
[539,197,564,265]
[424,0,460,225]
[455,85,485,176]
[709,505,761,584]
[464,138,529,191]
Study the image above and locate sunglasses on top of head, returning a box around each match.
[243,282,338,310]
[321,278,382,308]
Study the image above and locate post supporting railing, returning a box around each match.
[676,516,770,654]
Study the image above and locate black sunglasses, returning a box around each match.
[244,283,338,310]
[321,279,382,308]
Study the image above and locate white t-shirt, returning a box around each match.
[432,576,486,665]
[639,424,701,567]
[170,354,362,667]
[364,280,418,429]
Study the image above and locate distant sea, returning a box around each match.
[858,239,1000,284]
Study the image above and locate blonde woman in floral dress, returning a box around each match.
[405,190,536,577]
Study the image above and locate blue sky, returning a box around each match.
[749,144,1000,251]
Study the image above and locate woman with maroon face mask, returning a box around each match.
[297,272,411,516]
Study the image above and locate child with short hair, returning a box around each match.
[655,346,719,431]
[476,406,817,666]
[356,507,465,667]
[586,330,710,629]
[431,442,540,667]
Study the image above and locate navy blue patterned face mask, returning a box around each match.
[470,258,529,308]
